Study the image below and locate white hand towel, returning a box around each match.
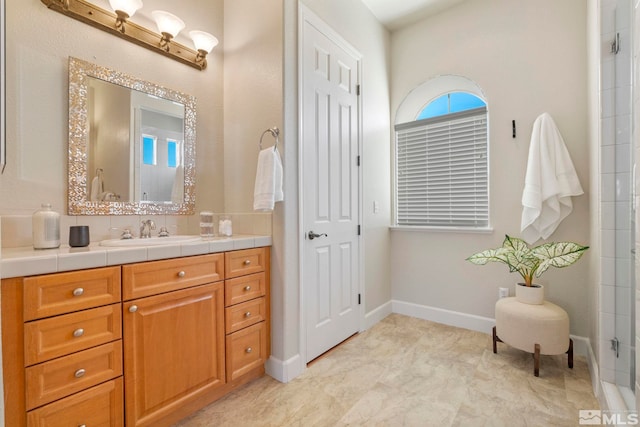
[171,165,184,203]
[520,113,583,244]
[90,174,103,201]
[253,147,284,211]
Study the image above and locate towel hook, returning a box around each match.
[259,127,279,151]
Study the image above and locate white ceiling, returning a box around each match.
[360,0,468,30]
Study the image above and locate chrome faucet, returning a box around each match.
[140,219,156,238]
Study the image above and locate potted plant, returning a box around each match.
[466,235,589,304]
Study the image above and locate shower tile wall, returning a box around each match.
[600,0,634,387]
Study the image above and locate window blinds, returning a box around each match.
[395,107,488,227]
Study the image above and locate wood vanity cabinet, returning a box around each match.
[224,249,270,382]
[1,247,270,427]
[2,266,123,427]
[122,254,226,427]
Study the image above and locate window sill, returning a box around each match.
[389,225,494,234]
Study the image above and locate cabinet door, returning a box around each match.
[123,282,225,427]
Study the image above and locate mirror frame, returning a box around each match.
[68,57,196,215]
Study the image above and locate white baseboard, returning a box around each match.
[364,301,392,330]
[569,335,592,359]
[391,299,495,334]
[265,353,305,383]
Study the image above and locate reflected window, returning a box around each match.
[167,140,179,168]
[142,135,157,166]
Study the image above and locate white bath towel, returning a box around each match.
[520,113,583,244]
[253,147,283,211]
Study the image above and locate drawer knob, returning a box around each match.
[73,328,84,338]
[243,260,251,266]
[79,425,87,427]
[129,305,138,313]
[74,368,86,378]
[178,271,186,278]
[72,288,84,297]
[244,285,252,291]
[245,347,252,354]
[245,311,251,318]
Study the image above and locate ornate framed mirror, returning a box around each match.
[68,57,196,215]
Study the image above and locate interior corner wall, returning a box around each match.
[587,0,602,386]
[223,0,284,213]
[1,0,224,218]
[389,0,591,336]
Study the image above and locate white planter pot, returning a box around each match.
[515,283,544,305]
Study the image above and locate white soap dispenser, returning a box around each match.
[32,203,60,249]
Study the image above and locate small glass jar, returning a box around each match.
[32,204,60,249]
[200,211,214,237]
[218,215,232,237]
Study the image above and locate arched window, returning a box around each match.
[395,77,489,229]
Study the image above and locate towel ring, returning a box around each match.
[259,127,279,151]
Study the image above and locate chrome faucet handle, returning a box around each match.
[140,219,157,238]
[158,226,170,237]
[121,229,133,239]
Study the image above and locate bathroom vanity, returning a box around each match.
[1,238,271,427]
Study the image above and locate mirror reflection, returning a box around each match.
[87,76,185,203]
[68,57,196,215]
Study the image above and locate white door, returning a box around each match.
[301,12,361,363]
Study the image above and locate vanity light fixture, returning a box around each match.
[151,10,185,52]
[108,0,142,33]
[189,31,218,67]
[40,0,217,70]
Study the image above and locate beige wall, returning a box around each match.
[390,0,591,336]
[223,0,283,213]
[0,0,224,219]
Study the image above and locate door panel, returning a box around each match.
[302,14,361,362]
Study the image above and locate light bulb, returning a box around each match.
[151,10,185,38]
[108,0,142,18]
[189,31,218,54]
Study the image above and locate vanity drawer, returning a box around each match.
[123,253,224,300]
[23,267,121,321]
[225,322,267,381]
[225,248,267,279]
[225,272,266,307]
[27,377,124,427]
[24,304,122,366]
[25,341,123,410]
[225,298,266,334]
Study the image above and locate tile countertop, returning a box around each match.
[1,235,272,279]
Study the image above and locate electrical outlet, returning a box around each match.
[499,287,509,298]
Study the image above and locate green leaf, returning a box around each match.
[502,235,537,276]
[531,242,589,277]
[466,248,507,265]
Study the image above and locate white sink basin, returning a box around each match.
[99,235,202,247]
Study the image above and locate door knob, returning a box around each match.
[308,231,328,240]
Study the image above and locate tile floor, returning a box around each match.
[176,314,599,426]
